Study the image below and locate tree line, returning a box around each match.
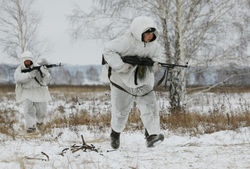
[0,0,249,113]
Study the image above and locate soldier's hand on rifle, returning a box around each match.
[116,63,133,73]
[40,65,49,77]
[152,62,161,72]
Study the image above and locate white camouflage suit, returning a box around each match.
[102,16,165,135]
[14,51,52,129]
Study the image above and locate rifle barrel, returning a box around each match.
[45,63,61,68]
[159,62,188,68]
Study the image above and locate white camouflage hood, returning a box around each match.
[130,16,158,42]
[19,51,36,68]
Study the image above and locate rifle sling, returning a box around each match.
[34,77,46,87]
[107,66,166,97]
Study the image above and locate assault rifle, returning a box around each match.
[121,56,188,68]
[121,56,188,88]
[21,63,62,77]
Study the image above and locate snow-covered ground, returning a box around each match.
[0,127,249,169]
[0,89,249,169]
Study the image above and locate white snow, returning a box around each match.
[0,127,249,169]
[0,90,249,169]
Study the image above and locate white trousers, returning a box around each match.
[110,84,160,135]
[23,99,47,128]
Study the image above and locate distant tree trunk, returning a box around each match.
[169,0,186,112]
[86,66,99,81]
[16,0,25,53]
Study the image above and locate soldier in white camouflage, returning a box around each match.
[102,16,165,149]
[14,51,51,133]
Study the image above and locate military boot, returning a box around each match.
[110,129,120,149]
[145,129,164,148]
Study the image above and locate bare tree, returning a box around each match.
[68,0,247,113]
[0,0,47,59]
[86,66,99,82]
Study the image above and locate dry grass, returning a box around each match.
[49,85,109,93]
[40,95,250,136]
[40,108,143,135]
[186,85,250,94]
[0,108,17,139]
[38,108,250,136]
[0,85,250,137]
[40,110,111,135]
[160,111,250,135]
[0,84,15,93]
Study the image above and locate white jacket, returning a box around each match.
[102,16,164,88]
[14,51,52,103]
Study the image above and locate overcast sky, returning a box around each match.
[0,0,104,66]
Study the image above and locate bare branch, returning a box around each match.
[0,0,46,59]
